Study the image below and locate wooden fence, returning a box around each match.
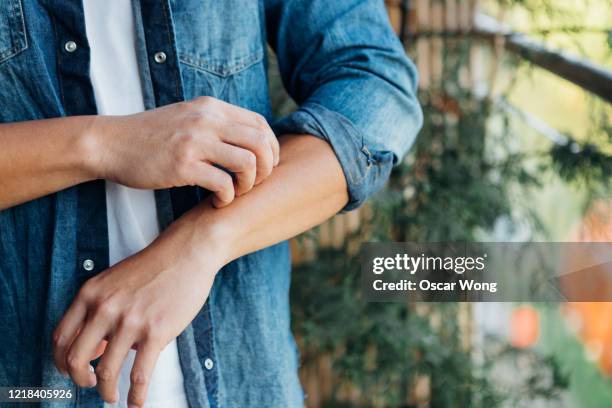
[293,1,611,406]
[293,3,479,407]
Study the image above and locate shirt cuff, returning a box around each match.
[272,102,394,211]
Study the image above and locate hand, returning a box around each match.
[52,214,229,407]
[88,96,279,207]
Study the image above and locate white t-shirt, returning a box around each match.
[83,1,189,407]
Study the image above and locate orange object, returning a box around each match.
[510,305,540,348]
[565,199,612,376]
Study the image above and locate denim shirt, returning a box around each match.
[0,1,422,407]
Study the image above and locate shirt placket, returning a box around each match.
[47,0,109,404]
[137,1,218,408]
[47,0,110,285]
[46,0,218,406]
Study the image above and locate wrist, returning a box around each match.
[76,115,113,180]
[158,204,239,275]
[187,201,244,267]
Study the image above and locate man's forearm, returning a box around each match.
[52,133,348,405]
[171,134,349,264]
[0,116,98,210]
[0,97,279,211]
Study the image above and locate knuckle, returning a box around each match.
[254,113,268,130]
[240,151,257,171]
[197,95,213,104]
[77,282,96,303]
[194,95,214,109]
[96,365,113,382]
[142,316,159,333]
[94,298,119,319]
[185,113,207,131]
[130,370,148,386]
[66,353,82,371]
[120,314,142,332]
[173,140,196,172]
[175,133,196,156]
[142,317,166,343]
[175,101,191,116]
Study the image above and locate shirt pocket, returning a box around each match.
[0,0,27,65]
[171,0,265,104]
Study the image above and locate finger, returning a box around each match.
[53,299,88,377]
[193,96,266,130]
[216,122,274,185]
[189,162,235,207]
[231,114,279,167]
[96,332,135,404]
[208,142,256,196]
[66,317,110,387]
[92,340,108,360]
[127,341,162,408]
[224,111,278,167]
[192,97,279,166]
[269,132,280,167]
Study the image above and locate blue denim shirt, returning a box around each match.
[0,1,422,407]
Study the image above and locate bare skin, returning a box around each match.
[1,98,348,406]
[0,96,279,210]
[52,134,348,407]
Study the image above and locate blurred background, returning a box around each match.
[269,0,611,407]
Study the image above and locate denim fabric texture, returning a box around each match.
[0,1,422,407]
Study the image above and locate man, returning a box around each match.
[0,0,422,407]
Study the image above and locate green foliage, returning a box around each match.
[292,251,504,407]
[380,91,535,243]
[550,140,612,186]
[265,3,612,402]
[547,88,611,201]
[288,83,573,406]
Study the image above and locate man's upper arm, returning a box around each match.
[266,0,423,210]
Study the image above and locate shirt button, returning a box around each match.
[64,41,77,53]
[204,358,214,370]
[82,259,95,271]
[154,51,167,63]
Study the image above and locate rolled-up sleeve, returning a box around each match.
[266,0,423,210]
